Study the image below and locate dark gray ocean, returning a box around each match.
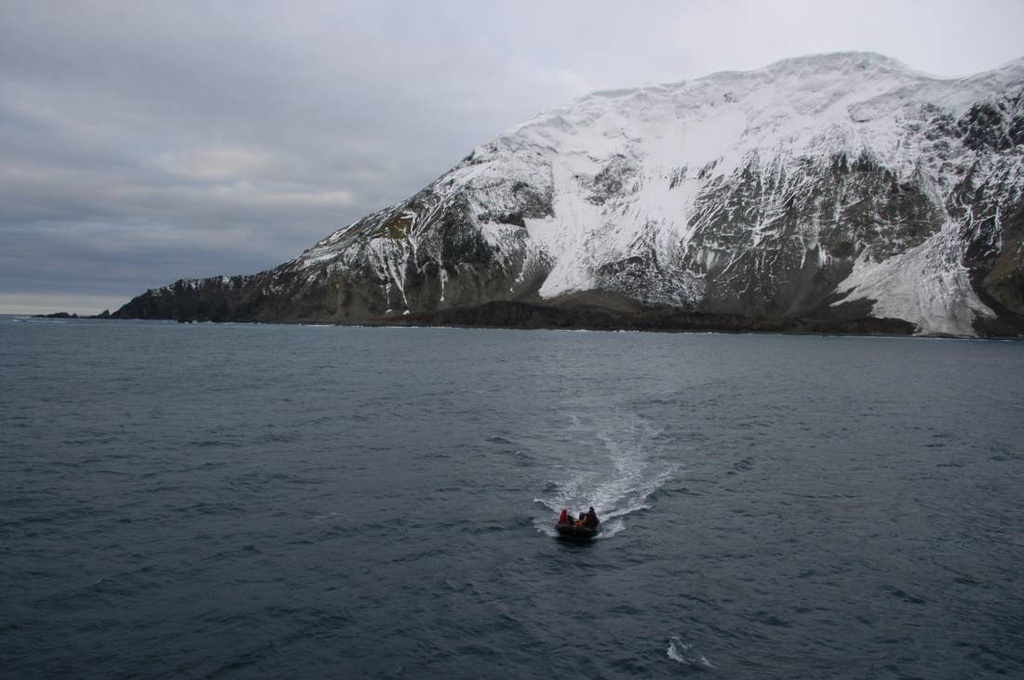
[2,316,1022,679]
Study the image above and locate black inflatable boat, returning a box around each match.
[555,520,598,541]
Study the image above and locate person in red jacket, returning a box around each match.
[558,508,569,524]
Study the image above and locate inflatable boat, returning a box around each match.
[555,519,599,541]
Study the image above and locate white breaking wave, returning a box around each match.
[533,405,680,538]
[667,635,716,669]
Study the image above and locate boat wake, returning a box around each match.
[533,405,680,538]
[667,635,716,670]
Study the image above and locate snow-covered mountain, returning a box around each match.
[116,52,1024,336]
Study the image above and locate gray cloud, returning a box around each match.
[2,0,1023,314]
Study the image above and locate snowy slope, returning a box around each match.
[118,52,1024,336]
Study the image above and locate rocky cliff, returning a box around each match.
[115,52,1024,336]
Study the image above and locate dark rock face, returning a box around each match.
[393,298,916,336]
[33,311,79,319]
[115,276,257,323]
[114,53,1024,337]
[679,151,944,320]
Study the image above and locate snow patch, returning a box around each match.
[835,224,995,336]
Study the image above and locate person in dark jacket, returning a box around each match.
[584,506,600,528]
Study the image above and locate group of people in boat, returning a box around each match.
[558,506,600,529]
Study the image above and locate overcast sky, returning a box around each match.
[2,0,1022,314]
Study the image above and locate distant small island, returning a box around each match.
[32,310,111,319]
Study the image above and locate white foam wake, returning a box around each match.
[533,405,680,538]
[667,636,716,669]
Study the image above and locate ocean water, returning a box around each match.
[1,317,1022,679]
